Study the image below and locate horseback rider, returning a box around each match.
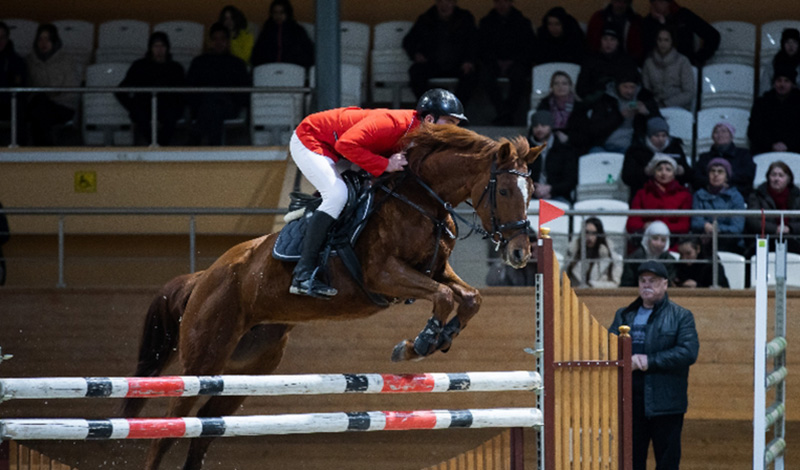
[289,88,468,299]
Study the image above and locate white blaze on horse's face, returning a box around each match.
[516,175,530,207]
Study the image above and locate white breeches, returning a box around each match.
[290,131,348,218]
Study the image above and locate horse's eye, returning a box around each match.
[499,189,509,196]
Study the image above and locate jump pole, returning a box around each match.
[0,408,543,441]
[0,371,540,401]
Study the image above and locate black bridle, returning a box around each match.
[377,156,532,274]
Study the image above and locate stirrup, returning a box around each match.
[290,277,338,299]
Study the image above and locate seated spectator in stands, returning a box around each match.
[251,0,314,68]
[115,32,186,146]
[694,122,755,200]
[587,67,660,154]
[690,158,746,254]
[486,233,536,286]
[25,24,80,146]
[764,28,800,91]
[748,65,800,155]
[576,27,637,106]
[673,237,729,288]
[566,217,623,288]
[186,22,251,146]
[536,71,588,150]
[527,110,579,204]
[219,5,254,64]
[623,116,690,200]
[641,25,694,111]
[478,0,535,125]
[534,6,586,65]
[642,0,720,67]
[586,0,644,64]
[0,22,27,144]
[403,0,479,104]
[626,153,692,237]
[621,220,676,286]
[746,161,800,254]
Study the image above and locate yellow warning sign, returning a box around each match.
[74,171,97,193]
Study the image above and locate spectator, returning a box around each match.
[746,161,800,254]
[219,5,254,64]
[25,24,80,146]
[586,0,644,64]
[693,122,755,200]
[527,110,579,203]
[626,153,692,237]
[642,0,720,67]
[690,158,746,254]
[534,6,586,65]
[748,65,800,155]
[576,27,638,106]
[566,217,623,288]
[186,22,251,146]
[0,22,27,143]
[251,0,314,68]
[621,221,676,286]
[115,32,186,146]
[0,201,8,285]
[771,28,800,83]
[536,70,589,150]
[610,259,699,470]
[674,237,729,288]
[641,25,695,110]
[587,67,660,154]
[478,0,535,125]
[403,0,479,103]
[486,234,537,286]
[623,116,690,200]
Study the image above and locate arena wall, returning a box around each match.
[4,1,798,42]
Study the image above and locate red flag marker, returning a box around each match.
[538,200,565,228]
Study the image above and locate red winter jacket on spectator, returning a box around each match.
[626,179,692,234]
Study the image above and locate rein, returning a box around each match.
[377,156,532,275]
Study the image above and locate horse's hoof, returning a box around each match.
[391,340,413,362]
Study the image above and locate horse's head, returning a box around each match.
[471,137,544,268]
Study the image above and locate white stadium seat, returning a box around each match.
[710,21,756,67]
[251,63,306,146]
[576,152,627,202]
[95,19,149,64]
[370,21,414,106]
[82,62,133,146]
[3,18,38,58]
[700,63,755,110]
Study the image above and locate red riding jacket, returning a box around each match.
[295,107,421,177]
[626,179,692,235]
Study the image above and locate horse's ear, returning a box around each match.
[525,144,546,165]
[496,141,513,164]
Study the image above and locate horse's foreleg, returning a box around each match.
[434,262,483,353]
[367,257,455,362]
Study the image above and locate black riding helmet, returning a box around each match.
[415,88,468,123]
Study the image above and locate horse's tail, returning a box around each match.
[120,272,201,417]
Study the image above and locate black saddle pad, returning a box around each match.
[272,190,374,261]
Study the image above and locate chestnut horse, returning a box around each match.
[125,124,542,470]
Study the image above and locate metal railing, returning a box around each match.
[1,86,312,148]
[1,206,797,288]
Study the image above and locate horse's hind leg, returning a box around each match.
[144,397,201,470]
[181,324,294,470]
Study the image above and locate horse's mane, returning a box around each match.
[402,123,531,174]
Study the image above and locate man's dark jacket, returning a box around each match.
[609,292,699,417]
[403,5,479,69]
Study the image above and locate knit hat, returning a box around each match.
[530,110,554,127]
[707,157,733,178]
[615,66,641,85]
[644,153,684,176]
[773,63,797,84]
[646,117,670,137]
[781,28,800,47]
[641,220,670,257]
[713,121,735,138]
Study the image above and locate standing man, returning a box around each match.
[642,0,719,67]
[403,0,479,105]
[477,0,535,125]
[609,260,699,470]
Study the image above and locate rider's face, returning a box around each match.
[425,114,460,126]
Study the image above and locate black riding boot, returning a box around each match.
[290,211,338,298]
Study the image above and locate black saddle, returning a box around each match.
[272,170,375,262]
